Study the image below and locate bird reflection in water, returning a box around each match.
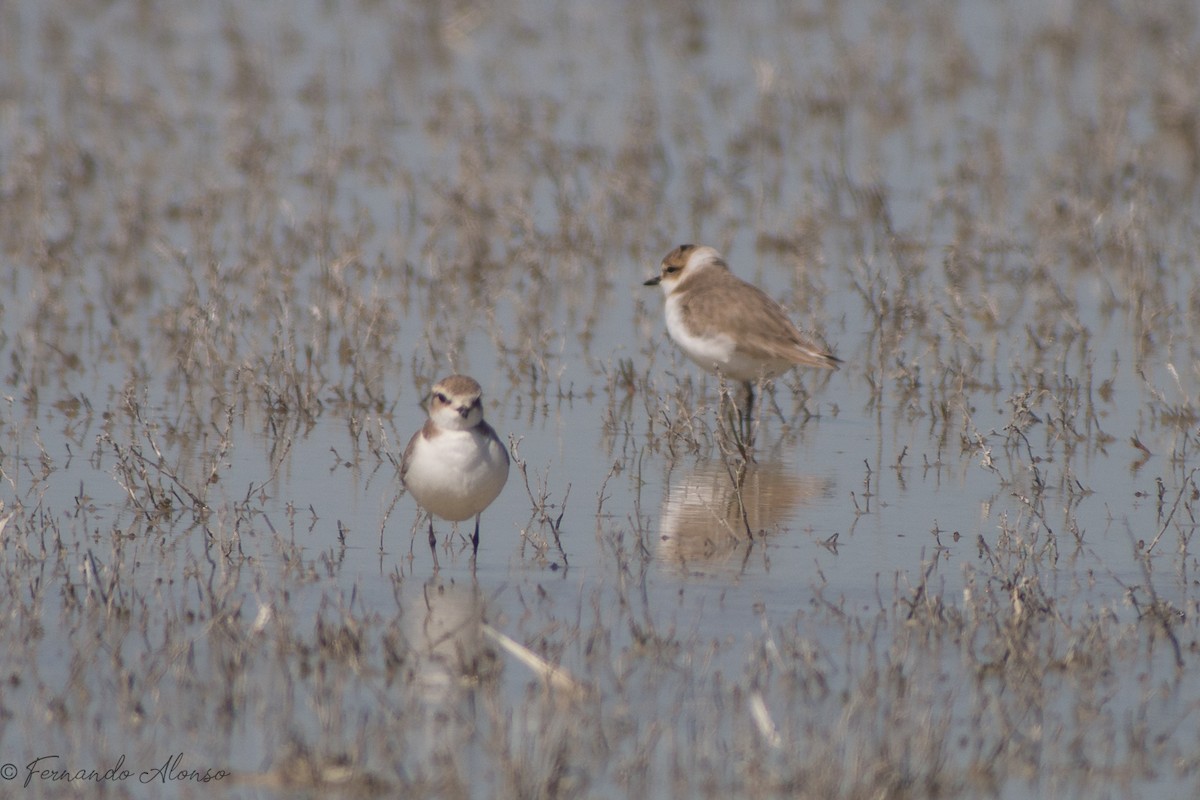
[407,579,497,700]
[655,460,834,576]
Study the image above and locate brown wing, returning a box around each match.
[677,270,840,369]
[477,421,511,466]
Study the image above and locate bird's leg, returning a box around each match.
[471,515,481,556]
[428,518,437,554]
[741,380,757,439]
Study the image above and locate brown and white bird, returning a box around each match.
[400,375,509,560]
[644,244,840,403]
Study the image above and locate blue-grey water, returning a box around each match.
[2,0,1199,797]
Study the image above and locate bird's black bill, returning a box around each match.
[643,276,661,286]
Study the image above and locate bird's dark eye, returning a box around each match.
[434,392,448,404]
[665,265,681,274]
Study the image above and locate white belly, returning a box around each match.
[404,429,509,521]
[664,297,785,381]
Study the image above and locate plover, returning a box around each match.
[400,375,509,560]
[644,244,839,404]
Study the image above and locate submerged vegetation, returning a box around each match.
[1,0,1199,797]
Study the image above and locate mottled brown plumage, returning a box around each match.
[645,244,840,382]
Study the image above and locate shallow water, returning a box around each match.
[3,0,1200,797]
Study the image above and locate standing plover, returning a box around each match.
[644,244,839,405]
[401,375,509,560]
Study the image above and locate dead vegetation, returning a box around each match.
[1,0,1199,797]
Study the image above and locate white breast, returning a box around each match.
[404,428,509,521]
[664,294,790,381]
[664,295,738,371]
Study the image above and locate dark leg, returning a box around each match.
[742,380,757,440]
[471,515,481,556]
[428,518,440,570]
